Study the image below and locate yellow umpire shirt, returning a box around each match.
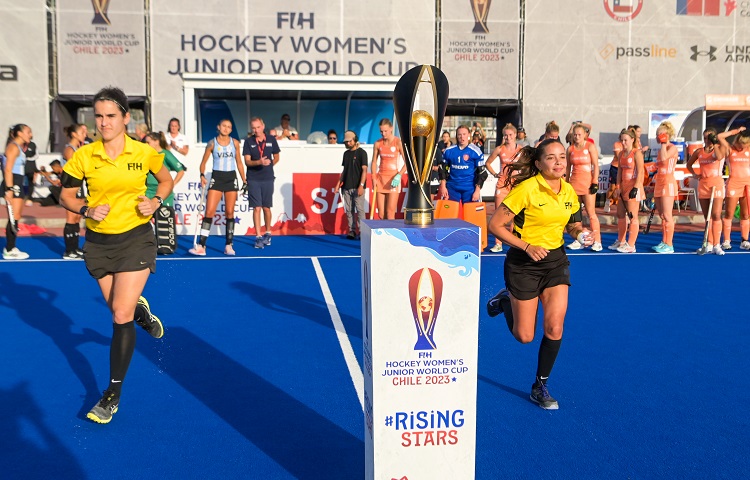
[63,134,164,234]
[502,173,581,250]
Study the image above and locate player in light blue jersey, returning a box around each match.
[438,125,487,203]
[190,119,246,256]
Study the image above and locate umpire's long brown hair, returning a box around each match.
[502,138,563,189]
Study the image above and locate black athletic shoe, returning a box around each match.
[487,288,513,332]
[87,389,120,424]
[530,380,559,410]
[135,296,164,339]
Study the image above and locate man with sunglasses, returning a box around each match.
[333,130,368,239]
[327,130,338,144]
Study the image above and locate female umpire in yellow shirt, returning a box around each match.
[60,87,174,424]
[486,138,592,410]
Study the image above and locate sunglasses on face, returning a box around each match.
[329,137,337,140]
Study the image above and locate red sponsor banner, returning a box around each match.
[287,172,408,235]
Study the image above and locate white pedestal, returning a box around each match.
[361,219,481,480]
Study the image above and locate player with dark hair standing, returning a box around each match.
[486,139,591,410]
[60,86,173,423]
[3,123,33,259]
[61,123,88,259]
[190,119,245,256]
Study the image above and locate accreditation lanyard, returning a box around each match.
[256,137,266,160]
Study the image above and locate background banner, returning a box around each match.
[0,1,50,150]
[56,0,146,95]
[150,0,436,130]
[439,0,520,100]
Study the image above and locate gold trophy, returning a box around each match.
[91,0,111,26]
[470,0,492,34]
[393,65,449,226]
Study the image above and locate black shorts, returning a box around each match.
[209,170,239,192]
[83,223,156,279]
[247,179,274,208]
[608,166,618,186]
[503,246,571,301]
[7,174,24,198]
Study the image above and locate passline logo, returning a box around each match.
[603,0,644,22]
[599,43,678,60]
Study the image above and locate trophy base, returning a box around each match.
[404,209,434,226]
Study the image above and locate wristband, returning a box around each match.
[79,206,89,218]
[200,173,205,177]
[154,196,163,206]
[524,243,530,252]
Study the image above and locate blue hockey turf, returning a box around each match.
[0,232,747,479]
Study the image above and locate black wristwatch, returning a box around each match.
[154,195,163,206]
[79,206,89,218]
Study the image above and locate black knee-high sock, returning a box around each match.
[109,321,136,396]
[63,223,79,253]
[536,336,562,383]
[5,221,17,250]
[199,218,212,247]
[225,218,235,245]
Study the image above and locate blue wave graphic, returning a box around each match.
[373,227,480,276]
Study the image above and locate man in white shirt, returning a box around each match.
[274,113,299,141]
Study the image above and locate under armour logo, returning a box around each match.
[690,45,717,62]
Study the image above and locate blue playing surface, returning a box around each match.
[0,232,747,479]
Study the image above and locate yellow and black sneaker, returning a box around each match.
[135,296,164,339]
[87,390,120,424]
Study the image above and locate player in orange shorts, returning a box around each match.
[609,128,644,253]
[371,118,406,220]
[686,128,726,255]
[719,126,750,250]
[605,140,623,213]
[650,122,679,254]
[565,123,602,251]
[485,123,521,252]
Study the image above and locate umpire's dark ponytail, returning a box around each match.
[502,138,562,189]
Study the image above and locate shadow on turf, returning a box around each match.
[138,327,364,479]
[0,382,87,478]
[231,280,362,339]
[0,272,109,418]
[478,374,529,402]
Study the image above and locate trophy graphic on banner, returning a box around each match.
[91,0,111,26]
[470,0,492,34]
[393,65,449,226]
[409,268,443,350]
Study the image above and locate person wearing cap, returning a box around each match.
[517,127,530,147]
[333,130,368,239]
[274,114,299,141]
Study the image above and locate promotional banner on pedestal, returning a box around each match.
[362,219,480,480]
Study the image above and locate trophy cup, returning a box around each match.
[91,0,111,26]
[393,65,449,226]
[471,0,492,34]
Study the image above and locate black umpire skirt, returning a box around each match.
[83,223,156,279]
[503,246,571,301]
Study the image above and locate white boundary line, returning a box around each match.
[311,256,364,410]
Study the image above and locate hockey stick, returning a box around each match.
[5,202,18,234]
[192,176,210,247]
[698,186,716,255]
[643,196,656,234]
